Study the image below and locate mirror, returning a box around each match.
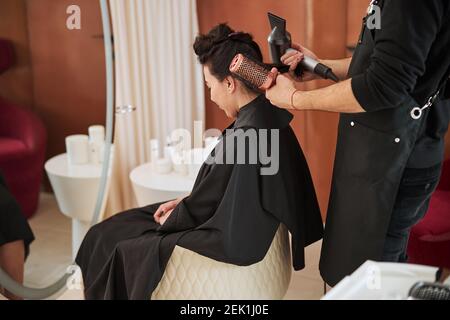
[0,0,113,299]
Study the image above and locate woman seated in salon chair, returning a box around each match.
[75,23,323,300]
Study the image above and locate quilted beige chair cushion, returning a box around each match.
[151,224,292,300]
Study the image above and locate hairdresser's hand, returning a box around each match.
[281,43,320,82]
[266,69,300,110]
[154,198,182,224]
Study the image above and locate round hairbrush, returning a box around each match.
[229,53,277,90]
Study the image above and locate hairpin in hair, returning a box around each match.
[212,32,245,48]
[228,32,241,38]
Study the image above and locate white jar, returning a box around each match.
[172,151,188,176]
[155,158,172,174]
[88,125,105,142]
[66,135,89,165]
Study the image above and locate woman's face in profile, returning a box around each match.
[203,65,237,118]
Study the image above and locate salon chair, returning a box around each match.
[151,224,292,299]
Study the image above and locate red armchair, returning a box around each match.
[407,158,450,268]
[0,39,47,218]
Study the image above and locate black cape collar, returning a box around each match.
[233,94,293,130]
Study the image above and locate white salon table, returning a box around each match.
[45,151,113,260]
[130,162,196,207]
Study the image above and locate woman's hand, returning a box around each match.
[153,198,182,224]
[159,209,173,225]
[281,43,320,82]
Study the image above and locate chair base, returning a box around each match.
[151,225,292,300]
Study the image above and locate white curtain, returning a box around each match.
[105,0,205,215]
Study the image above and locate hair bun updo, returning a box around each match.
[193,24,234,62]
[193,23,263,93]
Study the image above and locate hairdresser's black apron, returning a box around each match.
[319,1,448,286]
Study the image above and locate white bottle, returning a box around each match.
[149,139,160,161]
[88,125,105,165]
[164,136,176,164]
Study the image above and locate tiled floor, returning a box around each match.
[1,193,325,300]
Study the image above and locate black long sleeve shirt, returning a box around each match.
[351,0,450,168]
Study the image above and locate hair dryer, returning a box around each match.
[267,12,339,82]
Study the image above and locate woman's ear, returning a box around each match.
[225,76,236,93]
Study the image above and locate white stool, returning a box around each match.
[151,224,292,300]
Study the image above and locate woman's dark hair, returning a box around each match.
[193,23,263,93]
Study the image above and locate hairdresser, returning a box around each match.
[265,0,450,286]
